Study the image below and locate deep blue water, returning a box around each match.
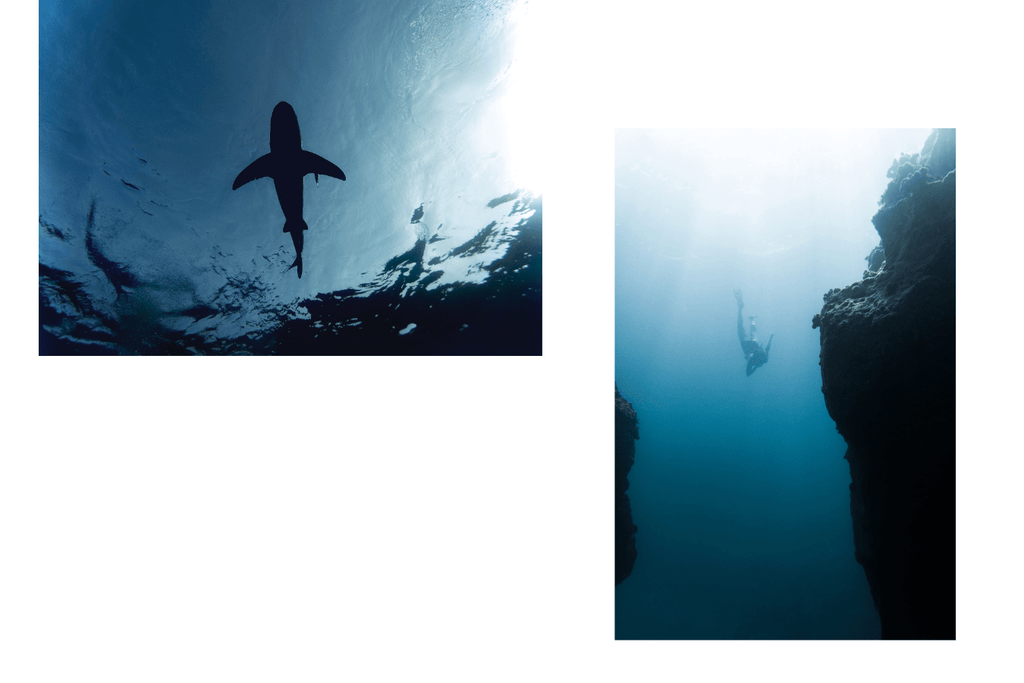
[615,129,932,639]
[39,0,539,354]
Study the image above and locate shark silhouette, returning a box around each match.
[232,101,346,278]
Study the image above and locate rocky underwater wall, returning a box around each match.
[615,384,639,585]
[812,129,956,639]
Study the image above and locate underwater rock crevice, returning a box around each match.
[813,129,955,639]
[615,383,639,585]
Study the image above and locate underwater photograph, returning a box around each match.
[39,0,541,355]
[615,129,955,639]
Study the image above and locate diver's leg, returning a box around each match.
[749,317,757,343]
[735,290,746,342]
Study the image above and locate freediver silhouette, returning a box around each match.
[232,101,346,278]
[734,289,773,376]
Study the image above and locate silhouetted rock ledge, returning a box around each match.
[812,129,955,639]
[615,384,639,585]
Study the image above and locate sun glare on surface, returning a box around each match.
[499,1,550,195]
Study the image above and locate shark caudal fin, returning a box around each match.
[285,221,306,279]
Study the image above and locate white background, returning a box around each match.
[5,1,1011,680]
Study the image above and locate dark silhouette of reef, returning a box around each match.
[615,384,639,585]
[812,129,955,639]
[263,194,541,355]
[39,195,541,355]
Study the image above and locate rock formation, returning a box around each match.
[812,129,955,638]
[615,384,639,585]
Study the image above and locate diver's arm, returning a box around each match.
[746,357,757,376]
[765,333,774,355]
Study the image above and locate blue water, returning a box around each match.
[39,0,539,354]
[615,129,932,639]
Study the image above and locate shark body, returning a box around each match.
[232,101,345,278]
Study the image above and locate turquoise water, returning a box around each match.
[615,129,931,639]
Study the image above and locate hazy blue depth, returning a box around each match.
[615,129,931,639]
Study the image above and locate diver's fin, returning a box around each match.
[301,151,345,181]
[232,153,275,190]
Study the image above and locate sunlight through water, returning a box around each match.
[499,0,549,195]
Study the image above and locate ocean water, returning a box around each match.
[615,128,932,639]
[39,0,540,354]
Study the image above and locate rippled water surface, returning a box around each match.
[40,0,540,354]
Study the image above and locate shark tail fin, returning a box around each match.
[285,221,305,279]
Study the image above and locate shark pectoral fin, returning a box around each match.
[232,153,275,190]
[302,150,345,181]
